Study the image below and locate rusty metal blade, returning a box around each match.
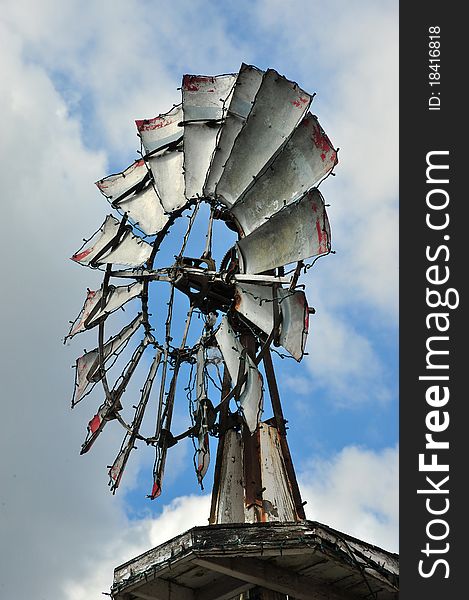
[236,189,330,274]
[71,215,121,266]
[279,289,309,361]
[195,342,206,408]
[116,183,169,235]
[234,283,274,337]
[137,105,186,213]
[66,283,143,340]
[196,431,210,483]
[194,342,210,484]
[100,229,152,266]
[73,313,144,406]
[215,317,263,433]
[182,73,236,199]
[109,348,162,492]
[147,143,186,213]
[71,215,152,267]
[80,339,149,455]
[204,64,264,197]
[136,104,183,155]
[215,69,313,207]
[231,113,337,236]
[96,159,148,202]
[234,283,309,361]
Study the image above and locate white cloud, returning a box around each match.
[2,0,257,155]
[300,445,399,552]
[62,494,211,600]
[63,444,398,599]
[305,308,391,406]
[0,6,251,598]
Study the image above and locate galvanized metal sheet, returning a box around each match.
[214,317,241,386]
[239,359,264,434]
[147,144,186,213]
[215,316,263,433]
[91,283,143,324]
[182,75,235,121]
[231,113,337,236]
[234,283,309,361]
[100,229,152,266]
[73,314,144,405]
[136,105,183,155]
[182,74,235,199]
[215,69,313,207]
[234,282,274,336]
[237,189,330,274]
[96,159,148,202]
[72,215,152,267]
[73,347,101,405]
[117,183,169,235]
[183,124,219,199]
[66,282,143,339]
[204,64,264,197]
[66,289,100,339]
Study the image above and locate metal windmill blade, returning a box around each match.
[65,63,338,522]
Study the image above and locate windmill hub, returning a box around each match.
[171,257,235,314]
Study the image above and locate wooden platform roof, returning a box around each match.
[112,520,398,600]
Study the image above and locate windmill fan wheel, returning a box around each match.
[65,63,338,501]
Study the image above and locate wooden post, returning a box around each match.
[263,347,306,520]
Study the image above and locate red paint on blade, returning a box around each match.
[150,480,161,499]
[136,116,170,132]
[96,180,109,191]
[316,219,328,254]
[71,247,93,262]
[312,124,333,162]
[89,414,101,434]
[304,306,310,334]
[291,96,308,108]
[182,75,215,92]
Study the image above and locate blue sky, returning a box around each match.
[0,2,398,598]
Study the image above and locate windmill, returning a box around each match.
[65,63,338,525]
[66,64,400,600]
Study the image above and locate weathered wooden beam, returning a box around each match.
[192,556,352,600]
[130,578,194,600]
[194,575,253,600]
